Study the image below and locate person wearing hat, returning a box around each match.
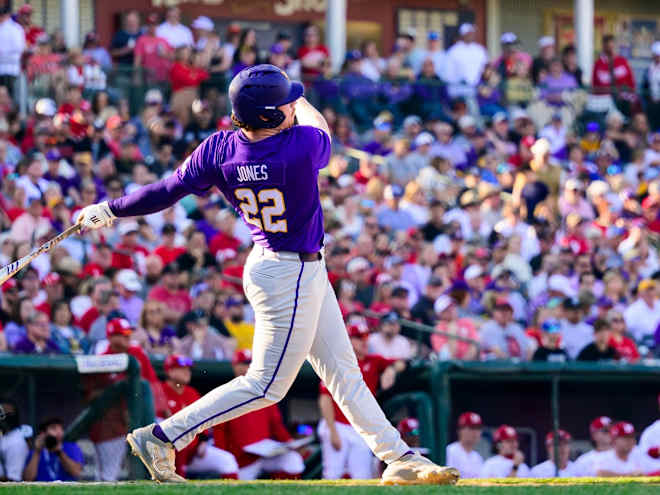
[494,32,531,82]
[397,418,425,453]
[446,24,488,88]
[367,311,413,360]
[110,220,149,271]
[184,99,217,151]
[34,272,63,317]
[480,425,530,477]
[623,279,660,342]
[572,416,613,476]
[531,36,556,84]
[381,137,415,187]
[559,297,593,359]
[15,3,44,48]
[148,262,192,325]
[411,276,447,328]
[411,31,450,80]
[638,394,660,474]
[446,412,484,478]
[160,355,239,479]
[318,324,406,479]
[431,295,479,360]
[481,297,533,360]
[83,31,112,70]
[532,318,569,362]
[576,318,618,362]
[377,184,416,232]
[530,429,575,477]
[559,178,594,220]
[179,309,236,361]
[213,349,304,480]
[595,422,645,476]
[116,269,143,326]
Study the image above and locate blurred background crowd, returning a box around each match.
[1,0,660,484]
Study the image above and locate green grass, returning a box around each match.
[2,479,660,494]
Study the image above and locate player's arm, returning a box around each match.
[295,97,331,139]
[319,393,341,451]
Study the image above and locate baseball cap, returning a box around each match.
[1,279,17,293]
[638,279,656,292]
[590,416,612,433]
[384,184,404,200]
[18,4,34,15]
[43,272,62,287]
[458,411,483,428]
[493,296,513,311]
[464,265,483,281]
[414,131,434,147]
[106,317,133,338]
[610,421,635,438]
[547,274,574,296]
[434,295,454,314]
[380,311,399,324]
[347,323,369,339]
[232,349,252,365]
[545,429,572,445]
[164,354,193,372]
[118,221,140,236]
[181,309,209,326]
[345,49,362,62]
[192,16,214,31]
[538,36,555,48]
[493,112,508,124]
[346,257,370,274]
[397,418,420,435]
[565,178,582,191]
[458,115,477,130]
[459,23,475,36]
[500,32,518,44]
[428,31,440,41]
[541,318,561,333]
[117,269,142,292]
[144,89,164,105]
[494,425,518,442]
[403,115,422,128]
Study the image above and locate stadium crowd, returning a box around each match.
[1,2,660,482]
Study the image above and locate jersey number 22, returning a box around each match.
[235,188,288,233]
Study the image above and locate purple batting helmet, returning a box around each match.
[228,64,304,129]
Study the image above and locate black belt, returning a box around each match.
[299,252,322,262]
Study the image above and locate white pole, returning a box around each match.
[326,0,347,74]
[574,0,594,86]
[61,0,80,49]
[486,0,501,59]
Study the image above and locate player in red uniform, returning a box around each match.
[318,323,406,479]
[160,354,238,479]
[213,350,304,480]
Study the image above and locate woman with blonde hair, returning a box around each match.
[400,181,429,225]
[133,299,180,357]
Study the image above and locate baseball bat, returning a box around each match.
[0,224,82,286]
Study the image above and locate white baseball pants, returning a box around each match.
[186,443,239,476]
[318,419,374,479]
[238,451,305,480]
[159,247,409,465]
[95,437,126,481]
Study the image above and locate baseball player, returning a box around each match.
[397,418,424,453]
[318,323,405,479]
[213,350,304,480]
[572,416,612,476]
[480,425,531,478]
[638,393,660,475]
[530,430,576,477]
[446,412,484,478]
[159,354,238,479]
[594,422,645,476]
[78,64,458,485]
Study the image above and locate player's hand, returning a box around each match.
[34,432,45,450]
[380,366,397,390]
[77,201,116,230]
[513,450,524,466]
[330,429,342,451]
[649,447,660,459]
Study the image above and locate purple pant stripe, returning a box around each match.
[172,262,306,444]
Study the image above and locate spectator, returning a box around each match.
[10,198,50,243]
[222,297,254,351]
[297,25,328,80]
[83,32,112,70]
[561,44,583,87]
[148,262,192,325]
[532,318,569,362]
[576,318,617,361]
[156,7,193,49]
[134,13,173,84]
[480,425,530,477]
[0,398,30,481]
[480,297,533,360]
[606,310,639,362]
[431,295,479,360]
[360,40,385,82]
[624,279,660,342]
[169,46,209,126]
[179,309,235,361]
[592,34,635,95]
[643,41,660,131]
[573,416,613,476]
[4,296,35,349]
[318,324,404,479]
[115,269,143,326]
[446,412,484,478]
[377,184,416,232]
[530,430,576,477]
[11,312,60,354]
[110,10,141,66]
[595,422,645,476]
[159,354,238,478]
[446,23,488,87]
[0,5,26,94]
[214,350,304,480]
[133,299,179,357]
[15,4,43,48]
[559,297,593,359]
[50,300,88,354]
[532,36,556,85]
[367,312,414,360]
[23,418,83,481]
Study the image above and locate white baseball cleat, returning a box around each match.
[126,424,186,483]
[381,452,460,485]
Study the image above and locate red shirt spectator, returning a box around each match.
[609,334,640,362]
[170,60,209,92]
[134,14,173,83]
[592,35,635,93]
[297,25,329,79]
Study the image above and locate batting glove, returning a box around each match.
[77,201,116,230]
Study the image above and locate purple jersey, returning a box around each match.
[176,126,330,253]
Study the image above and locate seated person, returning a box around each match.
[480,425,531,477]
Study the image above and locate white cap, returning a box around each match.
[117,269,141,292]
[346,257,370,274]
[459,23,475,36]
[414,131,434,147]
[587,180,610,199]
[458,115,477,130]
[337,174,355,188]
[144,88,163,105]
[118,221,139,236]
[500,32,518,44]
[547,274,573,296]
[653,41,660,56]
[464,265,483,281]
[531,137,550,156]
[510,108,529,121]
[434,295,453,314]
[564,178,582,191]
[538,36,555,48]
[192,16,214,31]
